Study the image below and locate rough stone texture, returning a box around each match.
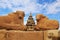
[44,30,59,40]
[0,29,7,40]
[0,30,59,40]
[0,11,26,30]
[35,14,59,30]
[7,30,43,40]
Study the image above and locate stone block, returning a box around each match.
[0,29,7,40]
[7,30,43,40]
[44,30,59,40]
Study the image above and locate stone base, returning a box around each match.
[7,30,43,40]
[0,30,43,40]
[44,30,59,40]
[0,29,6,40]
[0,29,59,40]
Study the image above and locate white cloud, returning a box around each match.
[24,17,28,25]
[0,13,8,16]
[24,20,27,25]
[0,0,47,14]
[0,0,60,14]
[46,0,60,14]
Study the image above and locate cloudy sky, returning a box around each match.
[0,0,60,29]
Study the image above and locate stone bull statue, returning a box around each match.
[35,14,59,30]
[0,11,26,30]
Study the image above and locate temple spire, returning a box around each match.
[26,13,35,31]
[30,12,32,16]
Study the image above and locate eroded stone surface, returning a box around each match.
[0,11,26,30]
[0,30,59,40]
[7,30,43,40]
[44,30,59,40]
[35,14,59,30]
[0,29,7,40]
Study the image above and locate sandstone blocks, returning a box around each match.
[0,30,43,40]
[44,30,59,40]
[0,30,59,40]
[0,29,7,40]
[7,31,43,40]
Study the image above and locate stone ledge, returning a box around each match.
[0,30,43,40]
[0,29,7,40]
[0,29,59,40]
[7,30,43,40]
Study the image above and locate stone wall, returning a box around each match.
[44,30,59,40]
[0,29,6,40]
[0,29,59,40]
[0,30,43,40]
[7,31,43,40]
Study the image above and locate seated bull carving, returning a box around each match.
[0,11,26,30]
[35,14,59,31]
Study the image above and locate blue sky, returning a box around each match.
[0,0,60,29]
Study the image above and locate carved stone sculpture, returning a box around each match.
[26,13,35,31]
[0,11,26,30]
[35,14,59,30]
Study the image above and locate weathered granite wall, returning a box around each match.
[0,29,59,40]
[0,29,6,40]
[7,30,43,40]
[0,30,43,40]
[44,30,59,40]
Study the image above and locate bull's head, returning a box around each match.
[15,11,25,19]
[36,14,46,21]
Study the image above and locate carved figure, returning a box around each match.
[35,14,59,30]
[0,11,26,30]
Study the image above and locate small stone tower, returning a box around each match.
[26,13,35,31]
